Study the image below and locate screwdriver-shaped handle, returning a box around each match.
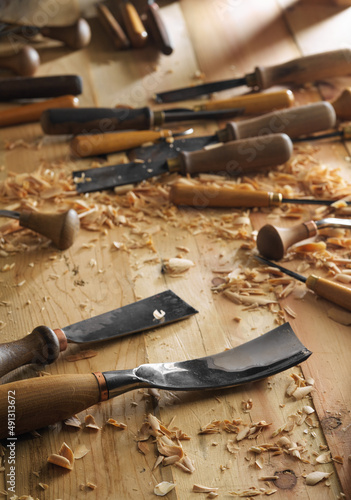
[254,49,351,89]
[222,102,336,141]
[0,75,82,100]
[39,18,91,49]
[0,373,101,437]
[0,95,79,128]
[71,129,172,156]
[144,1,173,55]
[331,87,351,121]
[0,46,40,76]
[257,221,318,260]
[120,1,148,48]
[172,133,292,176]
[195,90,295,115]
[19,209,80,249]
[306,275,351,312]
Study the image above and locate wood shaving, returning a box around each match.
[73,444,90,459]
[305,471,333,485]
[153,309,166,320]
[84,414,101,430]
[47,442,74,470]
[106,418,127,429]
[162,257,194,274]
[193,484,219,493]
[65,349,98,362]
[154,481,176,496]
[64,415,82,428]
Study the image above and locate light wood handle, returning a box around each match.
[256,221,318,260]
[331,87,351,121]
[71,129,171,156]
[176,134,292,176]
[196,90,295,115]
[306,275,351,311]
[40,18,91,50]
[0,373,101,438]
[144,2,173,55]
[254,49,351,89]
[224,102,336,141]
[0,95,79,128]
[0,46,40,76]
[19,209,80,250]
[120,2,148,48]
[97,3,130,49]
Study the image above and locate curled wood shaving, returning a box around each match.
[193,484,219,493]
[65,349,98,362]
[305,471,332,485]
[106,418,127,429]
[84,414,101,430]
[162,257,194,274]
[154,481,176,496]
[47,442,74,470]
[73,444,90,459]
[64,415,82,428]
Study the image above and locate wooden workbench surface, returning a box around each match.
[0,0,350,498]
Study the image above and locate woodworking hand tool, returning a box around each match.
[142,0,173,55]
[331,87,351,121]
[72,133,292,193]
[0,45,39,76]
[0,208,80,250]
[0,322,311,438]
[155,49,351,103]
[97,3,130,49]
[0,290,197,379]
[294,125,351,142]
[120,0,148,48]
[0,75,82,100]
[254,255,351,312]
[257,218,351,260]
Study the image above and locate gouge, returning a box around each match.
[155,48,351,103]
[120,0,148,48]
[169,183,351,209]
[97,3,130,49]
[0,208,80,250]
[254,255,351,312]
[0,95,79,128]
[0,75,82,100]
[0,322,310,438]
[142,0,173,55]
[0,45,39,76]
[73,133,293,193]
[0,290,197,379]
[257,218,351,260]
[294,125,351,142]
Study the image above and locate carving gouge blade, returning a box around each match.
[294,125,351,143]
[257,218,351,260]
[155,48,351,103]
[0,290,197,378]
[0,75,82,101]
[0,322,311,437]
[254,255,351,312]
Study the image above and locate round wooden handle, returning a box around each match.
[224,102,336,141]
[331,87,351,121]
[19,209,80,250]
[120,2,148,48]
[254,49,351,89]
[40,18,91,50]
[0,373,101,438]
[306,275,351,311]
[256,221,318,260]
[145,2,173,55]
[0,46,40,76]
[97,3,130,49]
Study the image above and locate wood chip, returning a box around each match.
[47,442,74,470]
[154,481,176,496]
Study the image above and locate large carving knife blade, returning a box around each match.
[0,290,197,378]
[0,322,311,438]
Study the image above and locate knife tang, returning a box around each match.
[0,75,82,100]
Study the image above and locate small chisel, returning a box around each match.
[120,0,148,48]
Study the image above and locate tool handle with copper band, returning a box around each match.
[39,18,91,50]
[0,75,82,100]
[0,46,40,76]
[144,1,173,55]
[120,1,148,48]
[306,275,351,311]
[254,49,351,89]
[256,221,318,260]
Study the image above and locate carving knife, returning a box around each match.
[0,75,82,100]
[155,48,351,102]
[72,133,293,193]
[0,322,311,437]
[0,290,197,378]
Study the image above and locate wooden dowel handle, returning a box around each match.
[0,75,82,100]
[254,49,351,89]
[40,18,91,49]
[331,87,351,121]
[0,373,101,438]
[97,3,130,49]
[0,46,40,76]
[120,2,148,48]
[306,275,351,311]
[144,2,173,55]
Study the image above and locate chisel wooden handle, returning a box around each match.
[195,90,295,115]
[0,46,40,76]
[97,3,130,49]
[331,87,351,121]
[144,1,173,55]
[71,129,172,156]
[306,275,351,311]
[221,102,336,141]
[39,18,91,49]
[0,373,101,437]
[254,49,351,89]
[120,1,148,48]
[0,95,79,127]
[171,133,292,176]
[0,75,82,100]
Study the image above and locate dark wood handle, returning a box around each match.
[120,2,148,48]
[331,87,351,121]
[40,18,91,50]
[306,275,351,311]
[144,2,173,55]
[0,75,82,100]
[0,373,101,438]
[0,46,40,76]
[97,3,130,49]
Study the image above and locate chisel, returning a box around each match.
[0,75,82,100]
[120,0,148,48]
[142,0,173,55]
[0,45,39,76]
[254,255,351,312]
[97,3,130,49]
[257,218,351,260]
[294,125,351,142]
[155,49,351,103]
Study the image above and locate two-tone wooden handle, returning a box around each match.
[220,102,336,141]
[253,49,351,89]
[195,90,295,115]
[39,18,91,49]
[97,3,130,49]
[144,1,173,55]
[0,95,79,128]
[120,1,148,48]
[0,46,40,76]
[0,75,82,100]
[256,221,318,260]
[331,87,351,121]
[306,275,351,311]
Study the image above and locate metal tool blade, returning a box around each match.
[281,197,351,206]
[103,322,312,395]
[254,255,307,283]
[0,209,20,219]
[163,107,244,122]
[316,217,351,229]
[63,290,198,343]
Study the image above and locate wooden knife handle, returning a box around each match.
[175,133,292,176]
[19,209,80,250]
[306,275,351,311]
[40,107,152,134]
[97,3,130,49]
[195,90,295,115]
[223,102,336,141]
[0,95,79,128]
[120,1,148,48]
[0,373,101,438]
[39,18,91,50]
[144,2,173,55]
[71,129,171,156]
[0,75,82,100]
[331,87,351,121]
[0,46,40,76]
[254,49,351,89]
[256,221,318,260]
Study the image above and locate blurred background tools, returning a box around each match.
[0,75,82,100]
[0,45,39,76]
